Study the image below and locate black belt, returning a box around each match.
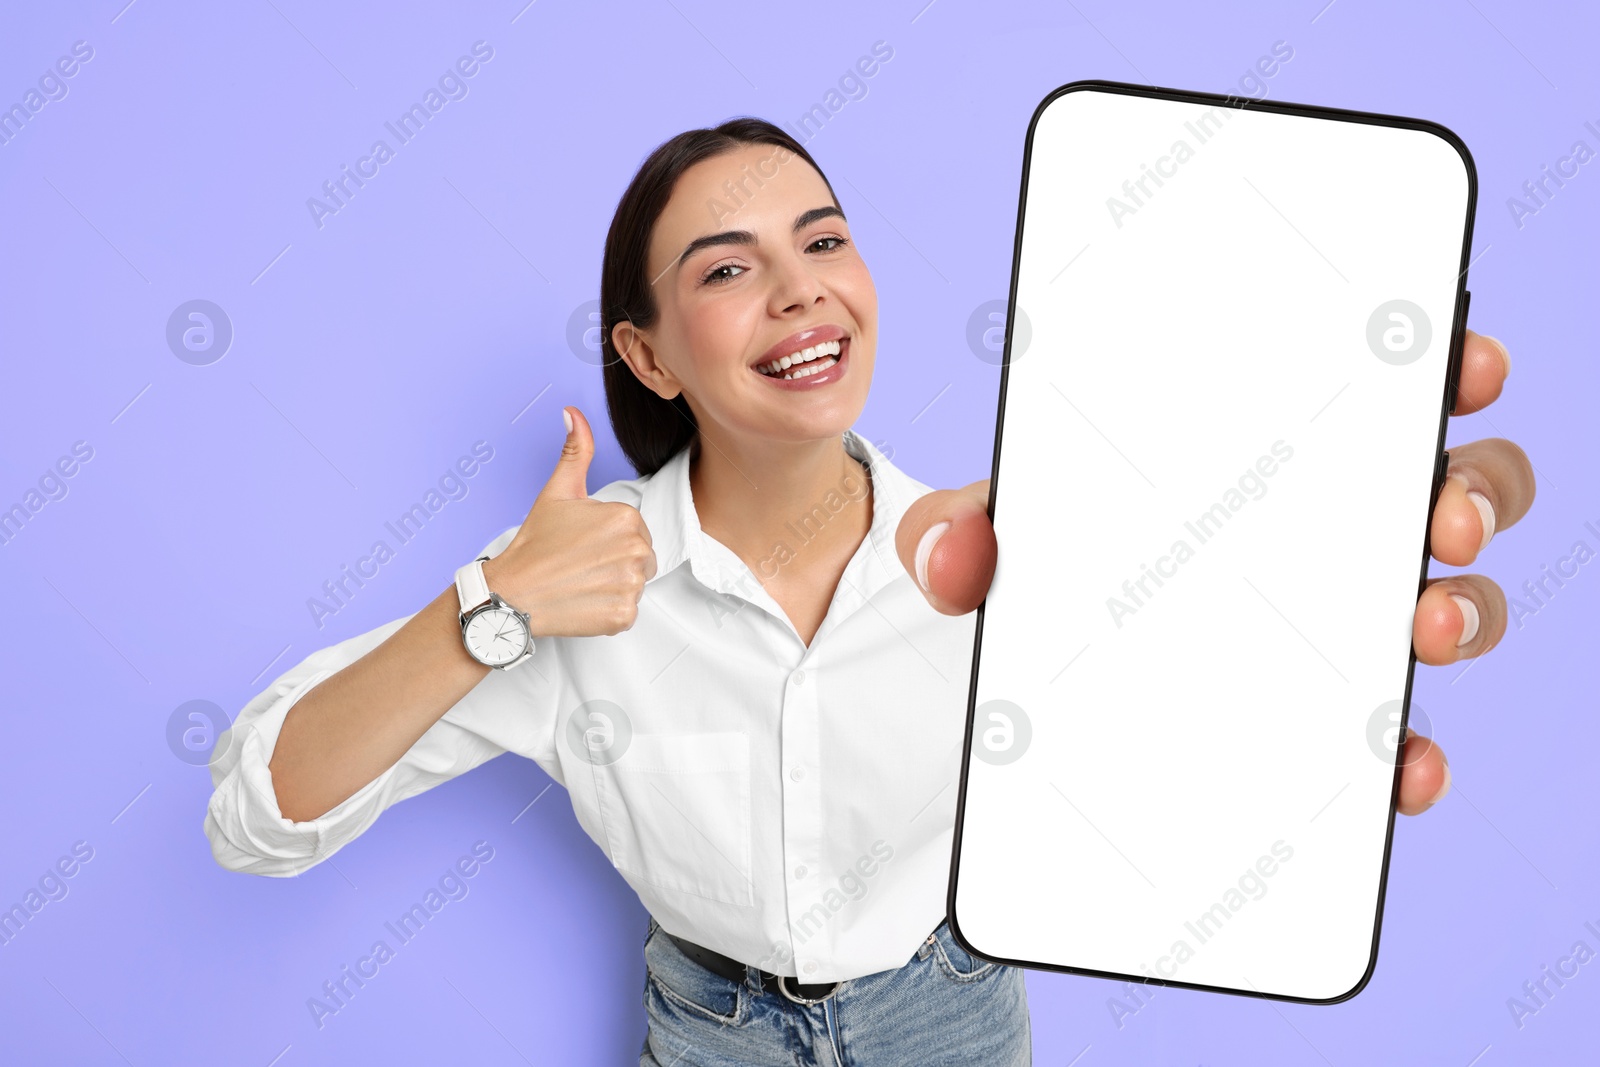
[662,930,842,1006]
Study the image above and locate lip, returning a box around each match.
[751,335,850,390]
[750,324,848,370]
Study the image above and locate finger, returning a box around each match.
[539,406,593,501]
[1396,731,1450,816]
[894,478,996,615]
[1429,438,1537,566]
[1452,329,1511,416]
[1414,574,1506,665]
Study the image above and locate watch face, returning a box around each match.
[464,606,530,666]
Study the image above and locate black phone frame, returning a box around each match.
[945,77,1478,1006]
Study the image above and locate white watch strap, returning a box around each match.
[455,555,492,615]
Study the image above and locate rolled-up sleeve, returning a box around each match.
[204,525,559,877]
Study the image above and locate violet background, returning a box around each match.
[1,0,1595,1063]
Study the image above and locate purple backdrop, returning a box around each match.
[1,0,1594,1063]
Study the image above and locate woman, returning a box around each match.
[205,118,1531,1064]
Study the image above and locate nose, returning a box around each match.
[767,250,827,316]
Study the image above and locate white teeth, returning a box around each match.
[757,339,842,376]
[780,354,839,380]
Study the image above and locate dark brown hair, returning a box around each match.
[600,117,840,476]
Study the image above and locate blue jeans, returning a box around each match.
[639,916,1031,1066]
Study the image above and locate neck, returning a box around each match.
[689,426,872,573]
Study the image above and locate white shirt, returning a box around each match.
[205,429,977,982]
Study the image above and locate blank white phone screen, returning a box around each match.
[951,85,1473,1003]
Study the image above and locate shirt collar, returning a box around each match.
[637,429,916,604]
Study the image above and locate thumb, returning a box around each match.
[894,479,996,615]
[539,406,594,501]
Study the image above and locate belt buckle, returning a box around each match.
[776,973,839,1006]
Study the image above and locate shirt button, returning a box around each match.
[791,669,806,686]
[803,961,818,975]
[790,765,806,782]
[794,865,807,879]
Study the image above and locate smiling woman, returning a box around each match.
[597,120,876,481]
[209,114,1032,1066]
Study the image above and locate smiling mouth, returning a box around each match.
[754,338,844,380]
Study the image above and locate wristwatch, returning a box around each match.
[455,555,535,670]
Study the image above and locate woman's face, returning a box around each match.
[617,142,878,451]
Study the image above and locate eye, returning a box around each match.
[808,235,849,253]
[700,260,746,286]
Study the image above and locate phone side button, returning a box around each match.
[1450,289,1471,411]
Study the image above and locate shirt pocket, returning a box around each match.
[591,731,754,908]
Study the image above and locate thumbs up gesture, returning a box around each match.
[482,407,657,637]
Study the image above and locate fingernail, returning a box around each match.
[563,408,574,435]
[1450,594,1479,647]
[1481,334,1511,379]
[915,521,951,594]
[1467,490,1495,553]
[1428,760,1452,806]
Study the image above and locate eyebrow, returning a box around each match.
[670,205,846,273]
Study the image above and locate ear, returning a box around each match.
[611,320,682,401]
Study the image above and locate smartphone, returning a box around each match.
[947,80,1475,1004]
